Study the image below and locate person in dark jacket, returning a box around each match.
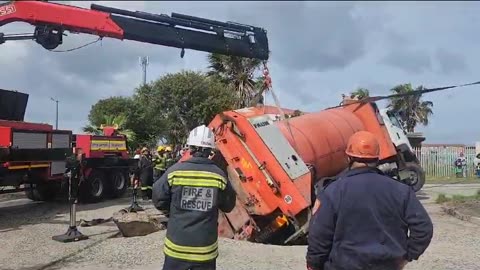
[152,125,237,270]
[306,131,433,270]
[138,147,154,200]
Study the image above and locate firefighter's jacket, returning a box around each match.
[306,167,433,270]
[152,156,236,263]
[138,155,153,186]
[165,156,175,168]
[153,154,167,171]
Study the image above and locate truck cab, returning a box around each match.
[379,108,425,191]
[380,109,413,152]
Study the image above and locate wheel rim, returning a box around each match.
[400,170,418,186]
[91,177,103,197]
[113,173,125,191]
[406,170,419,186]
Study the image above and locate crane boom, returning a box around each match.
[0,0,269,60]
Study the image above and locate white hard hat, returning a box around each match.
[186,125,216,149]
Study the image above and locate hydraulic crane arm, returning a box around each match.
[0,1,269,60]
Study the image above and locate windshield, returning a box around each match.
[387,111,403,129]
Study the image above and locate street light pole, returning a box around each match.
[50,97,59,129]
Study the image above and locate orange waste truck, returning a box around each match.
[200,99,424,245]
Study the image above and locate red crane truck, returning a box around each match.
[0,88,135,203]
[0,0,270,203]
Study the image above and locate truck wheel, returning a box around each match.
[79,170,106,203]
[24,182,59,202]
[106,170,128,199]
[400,162,426,192]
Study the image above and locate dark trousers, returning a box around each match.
[140,171,153,199]
[162,255,216,270]
[324,259,404,270]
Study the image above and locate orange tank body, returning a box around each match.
[276,102,398,179]
[276,108,364,179]
[202,103,399,244]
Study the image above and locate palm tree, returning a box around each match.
[349,88,370,99]
[387,84,433,132]
[207,53,264,108]
[83,114,136,141]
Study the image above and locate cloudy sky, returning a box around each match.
[1,1,479,144]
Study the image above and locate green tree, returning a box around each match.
[130,84,167,148]
[387,84,433,132]
[134,71,235,146]
[84,96,154,149]
[86,96,134,127]
[207,53,264,108]
[349,88,370,99]
[83,114,137,148]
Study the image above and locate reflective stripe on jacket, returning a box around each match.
[152,156,237,263]
[164,236,218,262]
[166,157,175,168]
[138,155,153,184]
[154,155,167,171]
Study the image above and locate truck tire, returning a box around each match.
[106,170,128,199]
[24,182,59,202]
[401,162,426,192]
[79,169,106,203]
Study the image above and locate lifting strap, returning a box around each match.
[261,61,298,149]
[262,61,286,121]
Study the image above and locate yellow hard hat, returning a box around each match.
[165,146,173,152]
[157,146,165,152]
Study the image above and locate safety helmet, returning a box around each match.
[345,131,380,160]
[141,147,149,153]
[165,146,173,152]
[157,146,165,152]
[186,125,216,149]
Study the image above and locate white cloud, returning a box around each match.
[1,1,480,143]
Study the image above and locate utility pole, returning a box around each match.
[139,56,149,85]
[50,97,59,129]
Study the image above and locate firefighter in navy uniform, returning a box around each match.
[138,147,154,200]
[306,131,433,270]
[152,125,236,270]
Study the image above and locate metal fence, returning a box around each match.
[413,145,477,178]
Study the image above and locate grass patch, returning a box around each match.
[426,177,479,184]
[435,190,480,204]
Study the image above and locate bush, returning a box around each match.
[436,194,449,204]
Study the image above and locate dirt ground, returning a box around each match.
[0,184,479,270]
[449,200,480,217]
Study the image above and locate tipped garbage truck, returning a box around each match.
[205,99,425,245]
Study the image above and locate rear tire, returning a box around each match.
[25,182,60,202]
[400,162,426,192]
[79,169,106,203]
[106,170,128,199]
